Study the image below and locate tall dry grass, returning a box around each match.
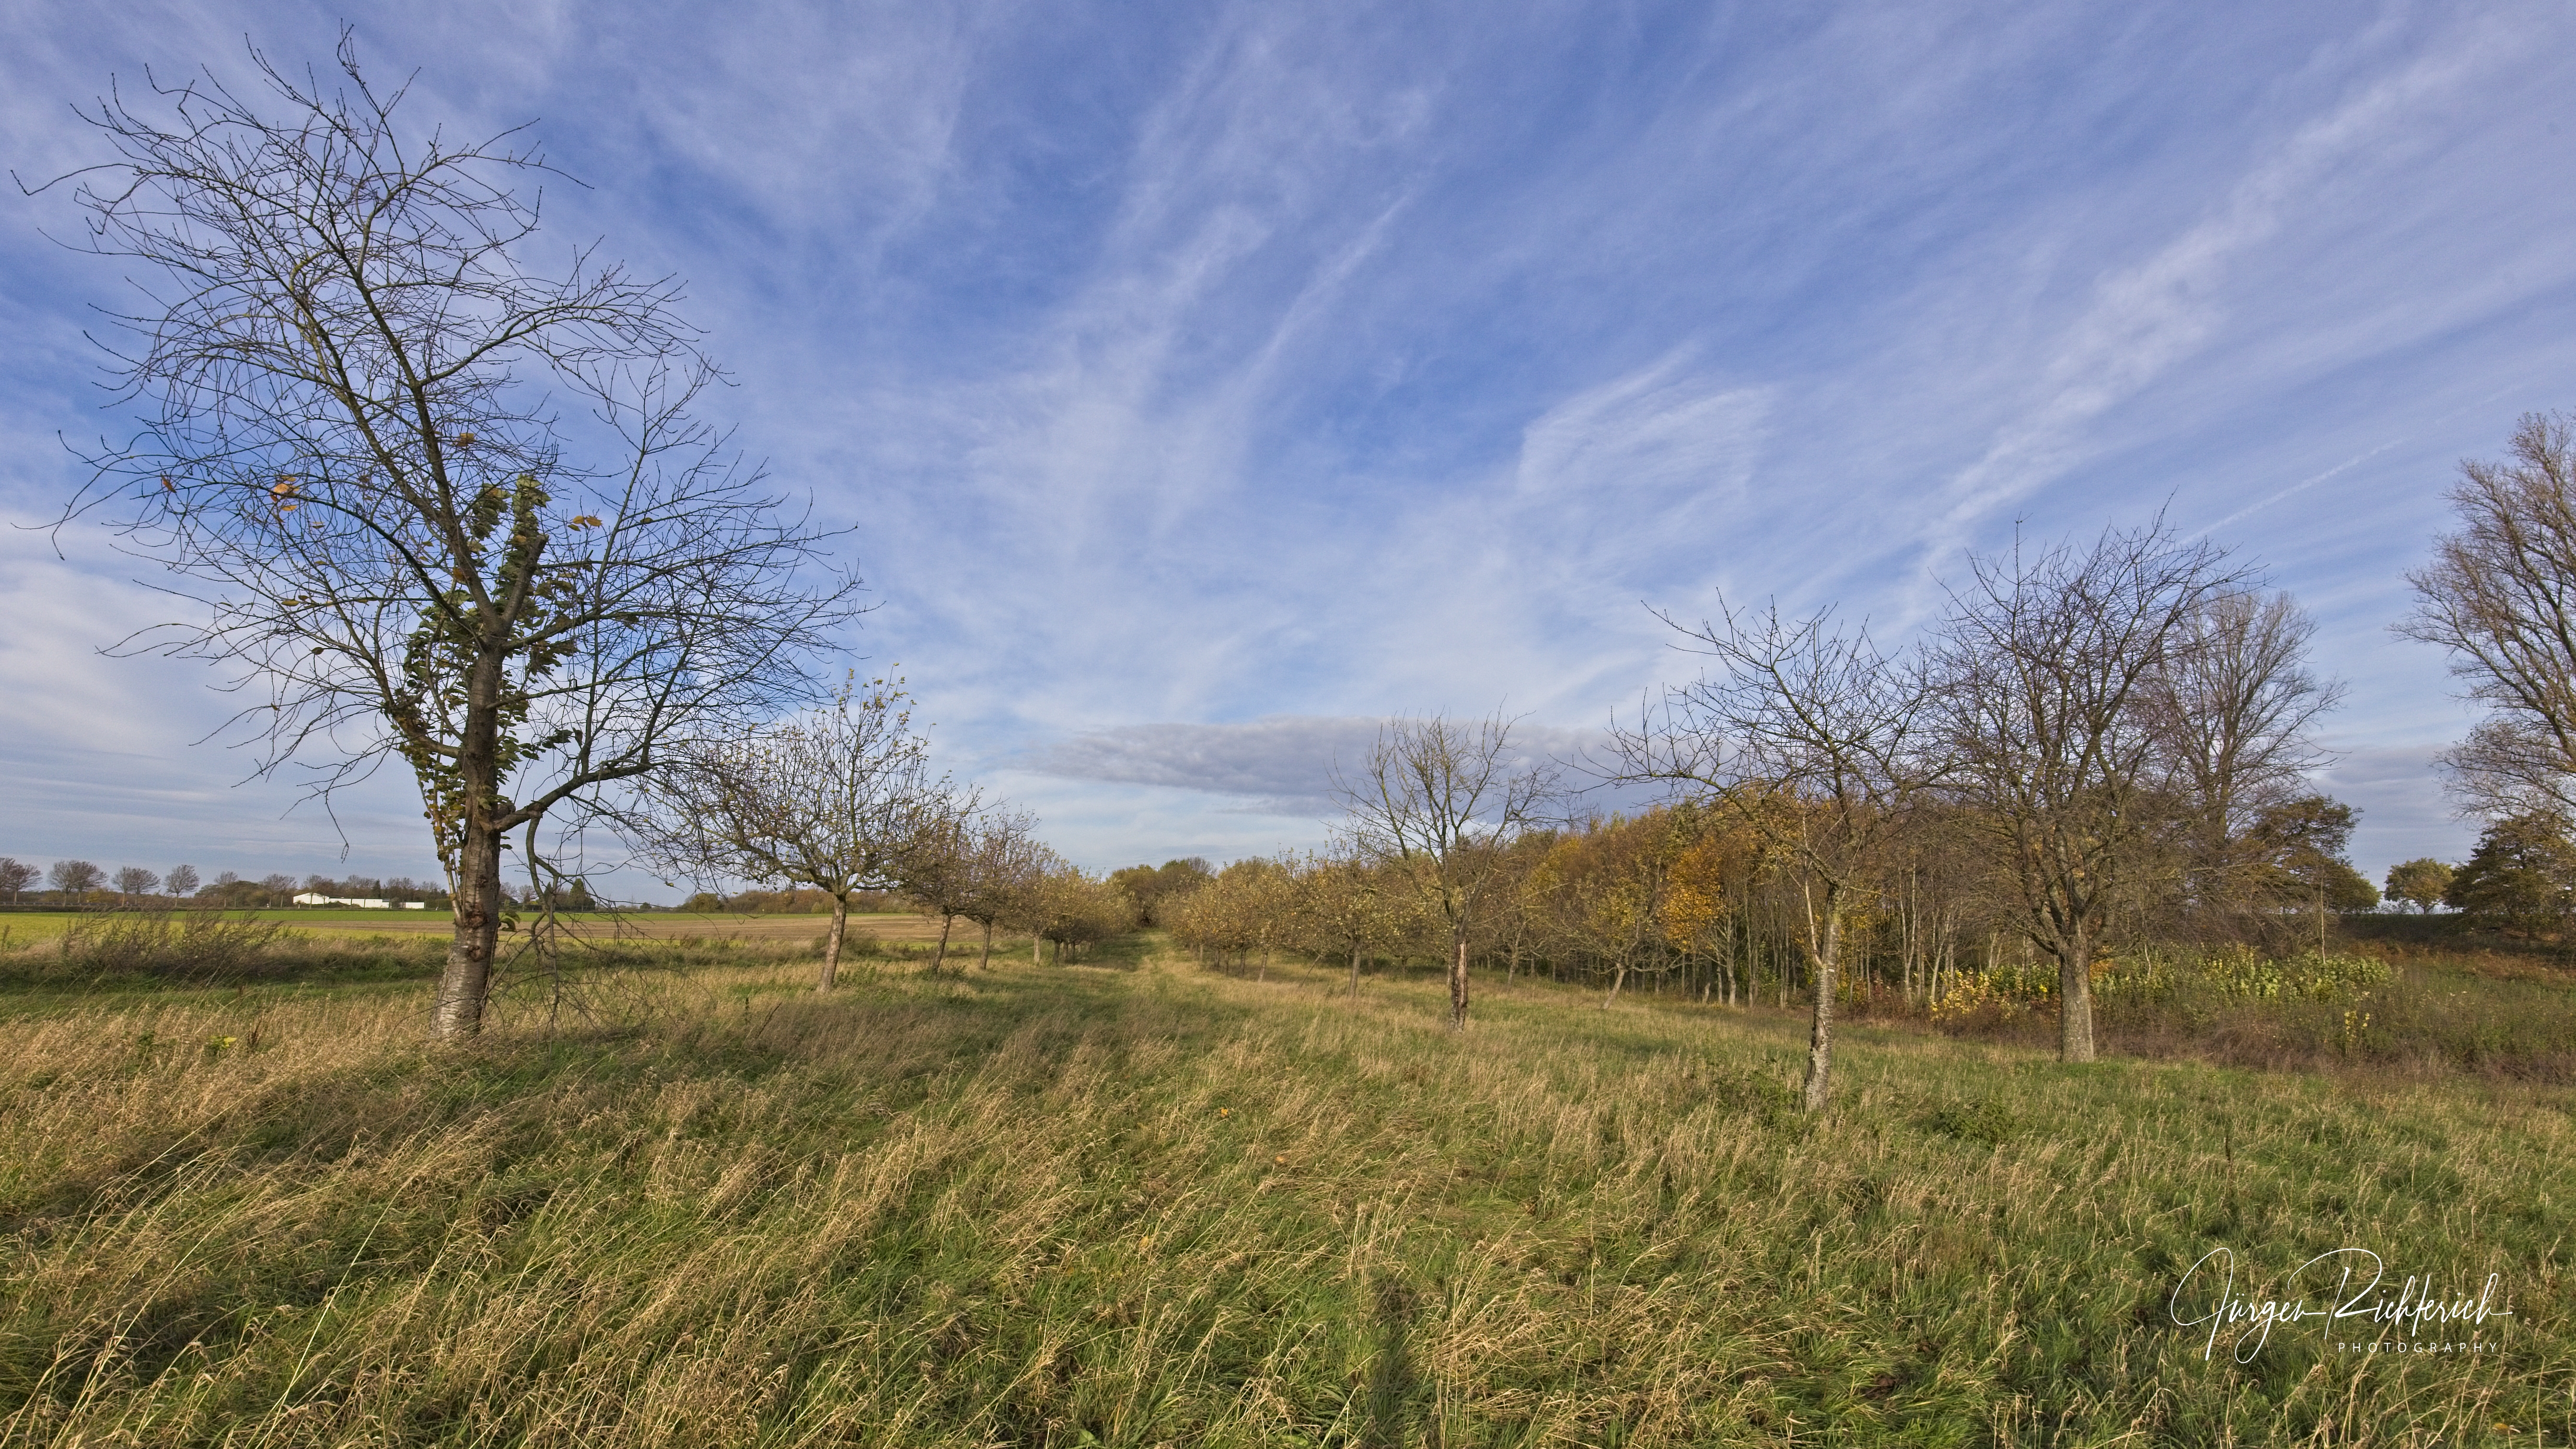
[2,952,2569,1445]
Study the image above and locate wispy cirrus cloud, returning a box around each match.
[1027,715,1605,821]
[7,0,2573,886]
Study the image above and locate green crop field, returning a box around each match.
[1,940,2569,1446]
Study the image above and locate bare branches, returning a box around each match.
[1613,599,1931,1109]
[1623,599,1929,837]
[33,38,862,1035]
[2141,591,2341,829]
[2139,589,2344,926]
[2401,410,2576,816]
[1926,517,2251,1062]
[636,679,944,989]
[1333,712,1556,1030]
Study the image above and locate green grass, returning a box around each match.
[0,909,452,940]
[1,945,2570,1446]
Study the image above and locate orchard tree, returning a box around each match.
[1336,712,1555,1032]
[1108,858,1214,927]
[1290,852,1405,1000]
[1018,861,1132,964]
[37,39,859,1034]
[1928,521,2246,1064]
[952,809,1045,968]
[1526,814,1685,1010]
[1617,602,1931,1109]
[897,786,993,975]
[640,678,938,990]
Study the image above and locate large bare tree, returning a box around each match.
[1928,521,2246,1062]
[2400,410,2576,817]
[1616,601,1930,1110]
[1335,713,1555,1032]
[35,41,859,1034]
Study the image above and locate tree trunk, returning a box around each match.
[931,913,955,975]
[1349,943,1363,1000]
[1448,933,1470,1031]
[1601,959,1629,1009]
[1801,892,1842,1112]
[432,820,504,1037]
[2057,923,2097,1062]
[978,919,994,969]
[819,893,849,990]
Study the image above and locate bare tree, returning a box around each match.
[0,858,37,904]
[1615,601,1930,1110]
[50,860,106,898]
[164,863,201,898]
[2139,590,2343,923]
[1335,712,1555,1031]
[2400,410,2576,817]
[896,785,991,975]
[32,40,860,1034]
[638,678,938,990]
[1927,521,2248,1063]
[113,867,163,902]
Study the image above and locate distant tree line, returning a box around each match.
[0,861,453,910]
[0,869,453,911]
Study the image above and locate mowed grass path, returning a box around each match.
[1,951,2569,1446]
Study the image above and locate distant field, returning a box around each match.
[0,908,965,947]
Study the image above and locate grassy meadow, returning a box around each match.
[2,938,2571,1447]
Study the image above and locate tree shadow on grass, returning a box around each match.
[1364,1275,1426,1449]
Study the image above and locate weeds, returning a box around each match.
[50,908,287,979]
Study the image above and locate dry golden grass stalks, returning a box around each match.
[2,953,2569,1445]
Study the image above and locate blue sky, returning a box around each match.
[5,0,2573,893]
